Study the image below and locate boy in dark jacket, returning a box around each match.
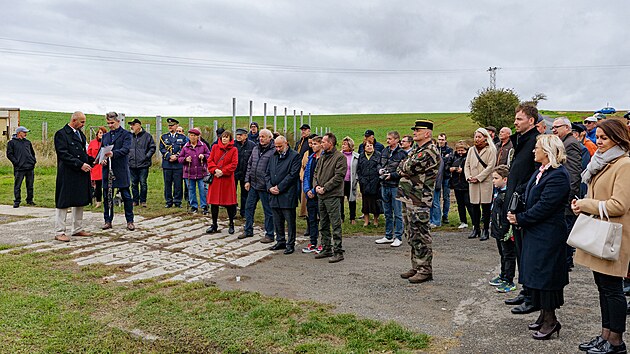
[488,165,516,293]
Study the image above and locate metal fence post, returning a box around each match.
[189,117,194,131]
[273,106,277,132]
[308,113,311,128]
[293,110,296,141]
[232,97,237,132]
[213,120,218,141]
[283,107,287,134]
[249,100,253,125]
[145,123,151,134]
[300,110,303,128]
[263,102,267,128]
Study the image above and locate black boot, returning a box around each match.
[206,224,218,233]
[468,228,480,239]
[480,229,489,241]
[228,221,235,234]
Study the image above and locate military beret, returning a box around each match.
[411,119,434,130]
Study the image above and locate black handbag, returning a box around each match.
[508,192,524,213]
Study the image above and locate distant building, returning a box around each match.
[0,108,20,140]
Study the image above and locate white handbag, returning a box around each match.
[567,201,623,261]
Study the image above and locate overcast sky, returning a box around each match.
[1,1,629,117]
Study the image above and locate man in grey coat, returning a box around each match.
[128,119,156,207]
[552,117,583,269]
[265,136,301,254]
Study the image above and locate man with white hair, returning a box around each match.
[495,127,513,166]
[265,135,301,254]
[552,117,583,270]
[242,128,276,241]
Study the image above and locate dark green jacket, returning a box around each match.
[313,147,347,199]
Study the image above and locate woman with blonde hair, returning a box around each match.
[507,134,570,340]
[340,136,359,224]
[572,119,630,353]
[465,127,497,240]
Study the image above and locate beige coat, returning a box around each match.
[465,145,496,204]
[575,156,630,277]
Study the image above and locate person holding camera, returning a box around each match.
[375,131,408,247]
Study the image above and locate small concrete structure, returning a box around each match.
[0,107,20,140]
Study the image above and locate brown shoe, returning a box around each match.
[400,269,418,279]
[328,254,344,263]
[127,222,135,231]
[314,251,333,259]
[141,202,147,208]
[102,222,112,230]
[72,231,92,237]
[259,237,274,244]
[54,234,70,242]
[408,273,433,284]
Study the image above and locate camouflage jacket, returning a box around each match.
[396,141,441,208]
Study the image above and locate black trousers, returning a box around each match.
[454,189,471,224]
[470,203,491,231]
[92,180,103,202]
[163,168,183,206]
[210,204,236,226]
[236,178,248,217]
[593,271,627,333]
[13,169,34,204]
[340,180,356,221]
[496,238,516,283]
[272,208,297,246]
[513,227,531,301]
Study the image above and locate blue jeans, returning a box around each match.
[430,178,451,225]
[129,167,149,204]
[244,188,274,238]
[188,178,207,209]
[381,186,403,240]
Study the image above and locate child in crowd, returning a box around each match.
[448,140,471,229]
[488,165,516,293]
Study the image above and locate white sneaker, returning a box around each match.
[375,237,394,244]
[429,223,438,228]
[458,223,468,229]
[390,239,402,247]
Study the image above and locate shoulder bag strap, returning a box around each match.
[473,148,488,169]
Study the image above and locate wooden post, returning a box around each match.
[232,97,237,132]
[263,102,267,128]
[273,105,277,132]
[249,100,253,125]
[42,121,47,142]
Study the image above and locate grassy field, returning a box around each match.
[0,251,429,353]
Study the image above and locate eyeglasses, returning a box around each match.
[551,125,567,130]
[584,121,596,124]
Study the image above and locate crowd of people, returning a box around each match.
[5,105,630,352]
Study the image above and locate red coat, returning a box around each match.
[207,139,238,206]
[87,138,103,181]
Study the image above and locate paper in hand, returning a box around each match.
[95,145,114,164]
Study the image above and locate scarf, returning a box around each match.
[581,145,627,184]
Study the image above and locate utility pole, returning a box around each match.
[487,66,500,89]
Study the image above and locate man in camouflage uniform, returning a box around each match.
[397,119,441,284]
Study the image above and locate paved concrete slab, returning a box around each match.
[1,205,276,283]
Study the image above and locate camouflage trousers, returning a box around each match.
[402,202,433,275]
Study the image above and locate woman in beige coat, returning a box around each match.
[572,119,630,353]
[465,128,496,240]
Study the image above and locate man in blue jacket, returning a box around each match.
[265,136,301,254]
[159,118,187,208]
[101,112,134,231]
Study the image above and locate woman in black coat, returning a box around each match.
[449,140,472,229]
[507,134,570,340]
[357,139,382,226]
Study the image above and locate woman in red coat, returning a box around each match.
[87,127,107,208]
[206,130,238,234]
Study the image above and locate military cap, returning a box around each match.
[411,119,434,130]
[235,128,248,135]
[128,118,142,125]
[166,118,179,125]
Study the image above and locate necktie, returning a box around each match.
[75,130,81,141]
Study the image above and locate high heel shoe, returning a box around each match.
[528,322,542,331]
[532,322,561,340]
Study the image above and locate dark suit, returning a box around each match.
[159,132,187,206]
[102,126,134,223]
[265,147,301,246]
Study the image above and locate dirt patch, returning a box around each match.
[215,229,607,353]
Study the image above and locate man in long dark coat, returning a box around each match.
[101,112,135,231]
[54,111,93,242]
